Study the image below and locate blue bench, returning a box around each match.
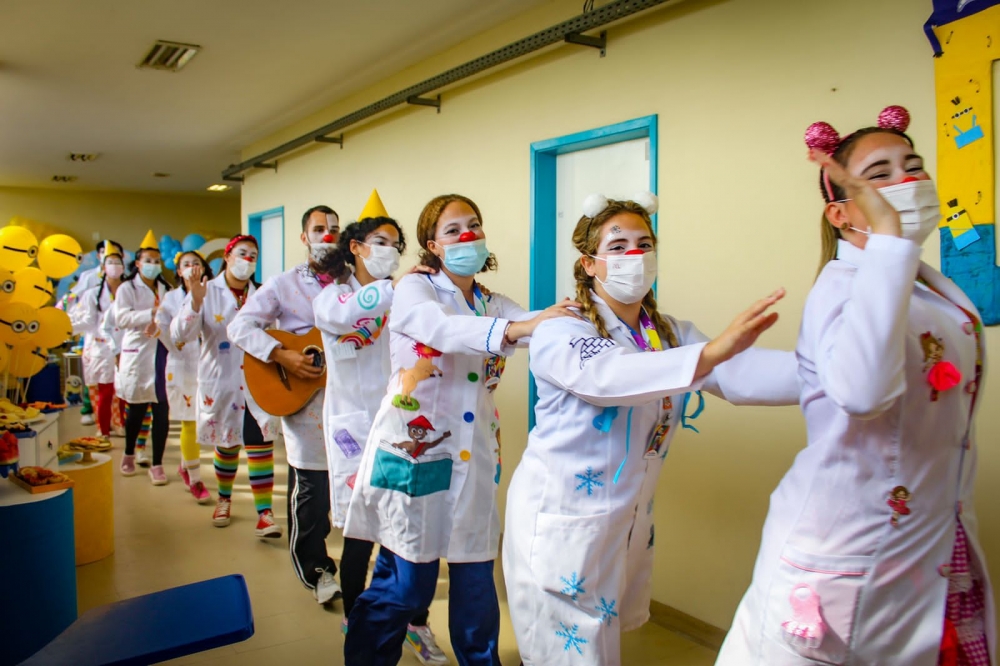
[20,574,254,666]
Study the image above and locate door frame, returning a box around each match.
[247,206,285,283]
[527,114,658,428]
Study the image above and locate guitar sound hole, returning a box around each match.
[304,346,325,371]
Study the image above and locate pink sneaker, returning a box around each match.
[178,465,191,488]
[190,481,212,504]
[120,454,136,476]
[148,465,168,486]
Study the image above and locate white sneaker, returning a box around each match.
[314,568,342,605]
[406,623,449,665]
[80,413,95,426]
[135,447,151,467]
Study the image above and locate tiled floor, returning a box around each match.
[72,419,718,665]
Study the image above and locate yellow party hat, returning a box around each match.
[358,189,389,221]
[139,229,158,250]
[103,240,122,258]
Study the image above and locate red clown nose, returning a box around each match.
[458,231,477,243]
[900,177,919,184]
[625,249,645,255]
[322,234,334,243]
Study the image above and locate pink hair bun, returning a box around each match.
[877,105,910,133]
[804,122,841,155]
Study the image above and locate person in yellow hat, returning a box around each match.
[228,204,341,600]
[115,230,174,485]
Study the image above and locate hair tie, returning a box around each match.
[225,234,257,255]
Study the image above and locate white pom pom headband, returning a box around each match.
[581,191,658,218]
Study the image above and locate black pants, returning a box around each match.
[124,400,169,465]
[340,538,429,625]
[287,466,337,589]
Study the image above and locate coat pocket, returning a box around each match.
[528,511,619,610]
[762,544,873,665]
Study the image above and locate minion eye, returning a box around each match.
[27,321,39,334]
[11,320,25,333]
[2,281,13,293]
[27,246,38,258]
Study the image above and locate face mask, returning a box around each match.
[139,263,162,280]
[229,259,256,281]
[592,251,657,304]
[879,180,941,245]
[442,239,489,277]
[104,264,124,279]
[361,243,401,280]
[179,266,195,280]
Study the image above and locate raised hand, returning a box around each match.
[696,288,785,378]
[809,149,901,237]
[188,267,208,312]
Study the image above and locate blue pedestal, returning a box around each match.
[0,484,77,666]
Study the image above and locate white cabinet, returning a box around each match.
[16,412,60,470]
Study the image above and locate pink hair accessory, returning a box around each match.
[877,105,910,133]
[804,122,841,155]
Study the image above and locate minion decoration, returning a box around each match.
[37,234,83,279]
[8,343,48,379]
[0,226,40,271]
[65,375,83,405]
[34,306,73,348]
[0,302,40,346]
[0,268,16,305]
[10,266,53,309]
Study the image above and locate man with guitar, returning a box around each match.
[228,205,343,606]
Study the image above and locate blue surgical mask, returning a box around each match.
[443,239,489,276]
[140,262,162,280]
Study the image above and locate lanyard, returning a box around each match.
[230,286,248,311]
[618,310,662,352]
[465,283,487,317]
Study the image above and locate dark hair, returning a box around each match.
[302,205,337,231]
[415,194,498,273]
[175,251,214,293]
[312,217,406,281]
[96,240,123,255]
[124,247,173,291]
[223,235,261,287]
[817,127,915,274]
[94,253,126,313]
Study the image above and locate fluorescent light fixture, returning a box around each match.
[207,184,231,192]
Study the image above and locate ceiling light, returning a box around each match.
[51,175,77,183]
[68,153,100,162]
[207,184,231,192]
[137,40,201,72]
[152,172,170,178]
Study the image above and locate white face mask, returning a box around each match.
[360,243,400,280]
[179,266,195,280]
[591,251,658,304]
[229,259,256,281]
[879,180,940,245]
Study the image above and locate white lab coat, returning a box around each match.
[343,271,535,563]
[70,283,121,385]
[71,267,101,297]
[313,273,393,528]
[155,287,200,421]
[716,236,995,666]
[114,278,169,404]
[171,273,275,448]
[502,293,799,666]
[228,264,327,471]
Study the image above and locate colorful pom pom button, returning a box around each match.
[463,412,475,423]
[467,372,479,382]
[460,450,471,462]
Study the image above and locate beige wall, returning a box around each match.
[240,0,1000,632]
[0,186,240,252]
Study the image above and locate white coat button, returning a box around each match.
[963,322,975,335]
[938,564,952,577]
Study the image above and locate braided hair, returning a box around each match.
[312,217,407,282]
[816,127,914,275]
[572,199,679,348]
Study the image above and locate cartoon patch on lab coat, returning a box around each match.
[392,342,443,410]
[392,415,452,458]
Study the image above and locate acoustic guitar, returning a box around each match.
[243,327,326,417]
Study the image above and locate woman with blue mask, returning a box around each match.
[343,194,579,666]
[114,230,173,485]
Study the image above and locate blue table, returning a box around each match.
[20,574,254,666]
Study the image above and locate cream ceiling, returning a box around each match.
[0,0,549,194]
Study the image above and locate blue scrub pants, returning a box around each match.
[344,547,501,666]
